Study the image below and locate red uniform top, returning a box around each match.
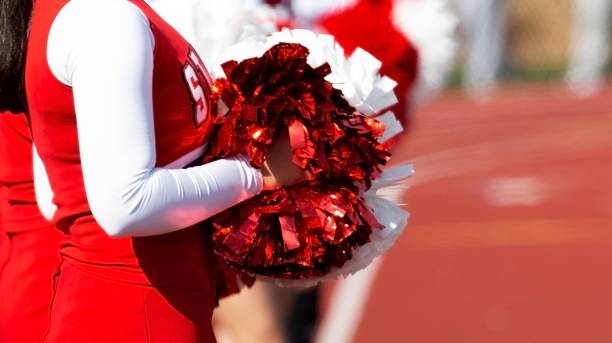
[0,113,51,233]
[26,0,217,291]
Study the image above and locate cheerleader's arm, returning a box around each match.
[47,0,263,238]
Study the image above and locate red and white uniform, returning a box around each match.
[26,0,263,341]
[0,112,62,343]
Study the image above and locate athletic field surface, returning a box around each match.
[317,81,612,343]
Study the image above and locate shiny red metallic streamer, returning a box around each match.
[203,43,392,280]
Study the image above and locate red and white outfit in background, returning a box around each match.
[26,0,264,341]
[265,0,420,127]
[317,0,419,127]
[0,113,62,343]
[289,0,457,124]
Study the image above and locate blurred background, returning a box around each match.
[204,0,612,342]
[453,0,610,93]
[317,1,612,342]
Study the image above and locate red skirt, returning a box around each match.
[43,260,217,343]
[0,227,62,343]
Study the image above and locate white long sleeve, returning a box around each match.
[46,0,263,237]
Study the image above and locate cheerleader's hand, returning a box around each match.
[261,129,310,190]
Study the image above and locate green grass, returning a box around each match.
[442,61,612,89]
[505,65,567,82]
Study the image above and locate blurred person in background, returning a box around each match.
[566,0,612,96]
[455,0,507,99]
[293,0,457,129]
[0,4,63,339]
[0,112,62,343]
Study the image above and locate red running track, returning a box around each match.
[321,81,612,343]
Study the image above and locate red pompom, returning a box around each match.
[203,43,392,280]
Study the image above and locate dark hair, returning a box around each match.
[0,0,33,113]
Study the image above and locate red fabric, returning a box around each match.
[0,229,8,273]
[319,0,419,127]
[44,261,216,343]
[0,228,62,343]
[0,113,51,233]
[25,0,218,341]
[0,113,61,342]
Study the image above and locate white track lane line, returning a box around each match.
[314,258,383,343]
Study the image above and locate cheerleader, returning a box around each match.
[0,112,62,343]
[3,0,303,341]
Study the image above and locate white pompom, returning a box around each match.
[376,111,404,143]
[392,0,458,100]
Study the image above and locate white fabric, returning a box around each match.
[43,0,263,237]
[145,0,200,45]
[392,0,458,101]
[147,0,282,74]
[291,0,357,23]
[32,146,56,221]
